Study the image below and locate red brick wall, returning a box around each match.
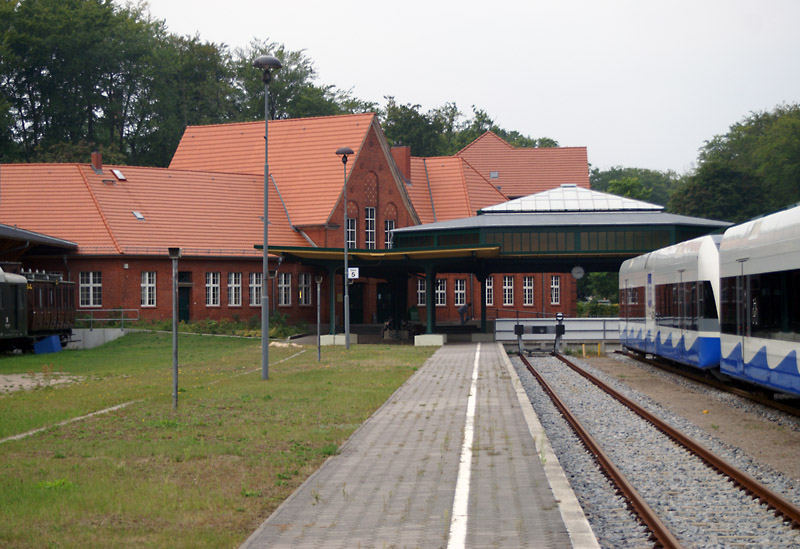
[407,272,577,324]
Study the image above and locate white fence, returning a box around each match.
[495,317,620,343]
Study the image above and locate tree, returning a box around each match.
[591,167,678,206]
[606,176,652,201]
[668,161,765,223]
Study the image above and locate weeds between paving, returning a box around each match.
[0,332,434,547]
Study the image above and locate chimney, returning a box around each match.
[91,151,102,174]
[390,146,411,181]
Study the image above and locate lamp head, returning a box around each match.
[336,147,354,164]
[253,55,282,71]
[168,247,181,260]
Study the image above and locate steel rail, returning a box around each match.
[518,354,682,548]
[615,349,800,418]
[554,352,800,529]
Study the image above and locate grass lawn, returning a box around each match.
[0,332,434,547]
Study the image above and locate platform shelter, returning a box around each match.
[269,185,732,336]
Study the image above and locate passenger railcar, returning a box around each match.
[718,205,800,395]
[619,235,722,369]
[0,267,74,351]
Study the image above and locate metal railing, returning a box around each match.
[75,309,140,330]
[495,316,620,343]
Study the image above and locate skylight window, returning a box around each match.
[489,171,499,179]
[132,211,145,221]
[111,169,127,181]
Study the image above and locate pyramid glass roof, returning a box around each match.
[479,184,663,213]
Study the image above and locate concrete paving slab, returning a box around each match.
[242,342,595,548]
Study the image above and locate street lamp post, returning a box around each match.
[336,147,354,349]
[168,247,181,409]
[315,274,323,361]
[253,54,282,380]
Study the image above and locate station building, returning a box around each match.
[1,113,597,332]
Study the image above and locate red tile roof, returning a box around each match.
[0,163,306,256]
[455,131,590,198]
[170,113,378,227]
[406,157,507,224]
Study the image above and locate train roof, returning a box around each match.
[720,203,800,273]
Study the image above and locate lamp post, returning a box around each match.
[168,247,181,409]
[253,54,282,380]
[315,274,323,361]
[336,147,354,349]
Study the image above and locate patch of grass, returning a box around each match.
[0,333,434,547]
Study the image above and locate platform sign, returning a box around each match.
[347,267,360,280]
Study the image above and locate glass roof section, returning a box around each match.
[480,183,664,213]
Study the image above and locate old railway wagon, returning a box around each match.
[0,267,74,351]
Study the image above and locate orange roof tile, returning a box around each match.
[456,131,590,198]
[0,163,306,256]
[170,113,378,227]
[406,157,507,224]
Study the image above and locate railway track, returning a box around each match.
[615,349,800,418]
[518,352,800,547]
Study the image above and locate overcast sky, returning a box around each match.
[144,0,799,174]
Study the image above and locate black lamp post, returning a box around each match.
[168,247,181,409]
[336,147,354,349]
[253,54,282,380]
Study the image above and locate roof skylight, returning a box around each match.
[132,211,145,221]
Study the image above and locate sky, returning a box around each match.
[144,0,800,174]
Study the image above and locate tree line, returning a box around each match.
[2,1,798,225]
[0,0,554,168]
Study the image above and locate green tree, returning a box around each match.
[668,161,765,223]
[591,167,677,205]
[606,176,652,201]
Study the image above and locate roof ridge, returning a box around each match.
[75,165,122,254]
[183,112,376,131]
[454,130,512,156]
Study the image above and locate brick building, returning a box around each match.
[1,113,591,330]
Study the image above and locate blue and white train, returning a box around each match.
[619,204,800,396]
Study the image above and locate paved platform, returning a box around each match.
[242,342,597,548]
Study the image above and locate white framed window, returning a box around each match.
[551,275,561,305]
[384,219,395,249]
[298,273,311,306]
[278,272,292,306]
[365,207,376,249]
[141,271,156,307]
[503,275,514,306]
[435,278,447,306]
[523,276,534,306]
[454,279,466,306]
[485,276,494,306]
[205,272,220,306]
[346,217,357,249]
[228,272,241,307]
[249,272,262,306]
[79,271,102,307]
[416,279,426,306]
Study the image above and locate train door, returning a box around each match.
[733,262,749,374]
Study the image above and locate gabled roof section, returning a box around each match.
[480,184,664,214]
[0,163,307,256]
[456,131,590,198]
[406,157,507,224]
[170,113,377,227]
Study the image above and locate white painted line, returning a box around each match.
[1,350,309,446]
[0,400,139,445]
[448,342,481,549]
[498,344,600,549]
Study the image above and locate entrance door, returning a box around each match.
[376,282,392,325]
[349,282,364,324]
[178,287,191,323]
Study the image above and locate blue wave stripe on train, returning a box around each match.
[621,327,720,369]
[722,344,800,395]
